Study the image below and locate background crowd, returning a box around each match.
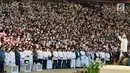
[0,0,130,72]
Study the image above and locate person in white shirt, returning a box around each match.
[95,50,100,62]
[53,49,58,69]
[9,48,16,66]
[117,33,128,58]
[14,46,21,72]
[62,49,67,68]
[24,47,30,65]
[66,49,71,68]
[57,49,63,68]
[75,49,81,68]
[37,47,43,64]
[99,50,105,63]
[43,48,47,69]
[70,49,76,68]
[85,49,89,67]
[19,48,25,65]
[105,50,110,64]
[32,48,38,64]
[47,49,52,69]
[28,48,33,70]
[5,48,10,66]
[80,49,86,66]
[91,51,95,63]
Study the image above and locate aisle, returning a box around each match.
[20,69,83,73]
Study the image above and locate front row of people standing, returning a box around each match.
[0,46,112,73]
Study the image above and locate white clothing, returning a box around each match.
[47,51,52,57]
[29,50,33,69]
[58,51,63,60]
[47,51,52,69]
[80,51,86,65]
[76,52,81,67]
[20,52,25,65]
[43,51,48,60]
[105,53,110,61]
[47,60,52,69]
[5,52,10,65]
[118,36,128,52]
[99,52,105,59]
[63,51,67,60]
[95,52,100,62]
[70,52,76,68]
[9,51,16,66]
[99,52,105,63]
[118,36,128,58]
[66,51,71,59]
[37,50,43,59]
[76,58,81,67]
[85,56,89,67]
[24,50,30,60]
[91,52,95,63]
[53,51,58,60]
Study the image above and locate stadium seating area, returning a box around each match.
[0,0,130,50]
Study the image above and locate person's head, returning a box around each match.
[10,48,14,52]
[5,48,9,52]
[122,33,127,39]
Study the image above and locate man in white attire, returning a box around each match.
[70,49,76,68]
[75,49,81,68]
[80,48,86,66]
[43,49,47,69]
[47,49,52,69]
[62,49,67,68]
[105,50,110,64]
[53,49,58,69]
[28,48,33,70]
[99,50,105,63]
[117,33,128,58]
[9,48,16,66]
[24,48,30,65]
[57,49,63,68]
[5,48,10,66]
[37,47,43,64]
[19,49,25,65]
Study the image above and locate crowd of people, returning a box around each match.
[0,32,112,72]
[0,0,130,72]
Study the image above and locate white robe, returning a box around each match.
[85,53,89,67]
[80,51,86,65]
[88,53,91,66]
[24,50,30,61]
[9,51,16,66]
[37,50,43,59]
[105,53,110,61]
[70,52,76,68]
[5,52,10,65]
[118,36,128,58]
[95,52,100,62]
[29,50,33,69]
[53,51,58,60]
[47,51,52,69]
[24,50,31,65]
[20,52,25,65]
[99,52,105,63]
[91,52,94,63]
[76,52,81,67]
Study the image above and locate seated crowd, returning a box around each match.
[0,0,130,72]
